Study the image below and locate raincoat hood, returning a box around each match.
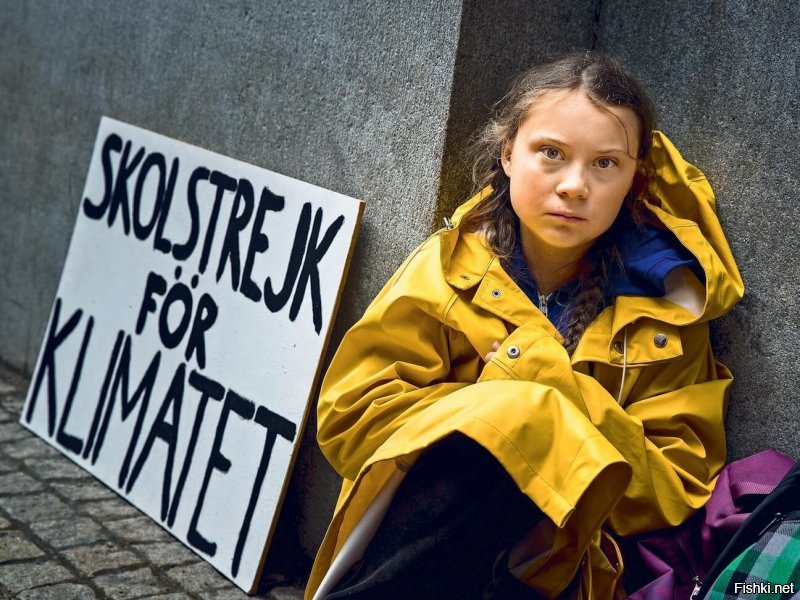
[442,130,744,326]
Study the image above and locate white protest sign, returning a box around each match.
[20,117,364,592]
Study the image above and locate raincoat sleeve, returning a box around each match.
[573,321,730,536]
[316,238,476,481]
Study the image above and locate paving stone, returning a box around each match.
[132,541,200,568]
[31,517,106,549]
[16,582,97,599]
[24,456,92,480]
[0,458,16,474]
[0,402,20,416]
[104,516,173,543]
[269,587,305,600]
[0,530,45,561]
[198,588,251,599]
[51,480,117,502]
[80,498,142,520]
[0,559,73,594]
[1,492,76,523]
[0,381,16,395]
[0,470,45,494]
[0,384,28,398]
[166,561,231,593]
[0,405,17,422]
[0,398,23,415]
[63,542,144,577]
[3,436,59,460]
[138,595,191,600]
[0,421,31,443]
[94,567,166,598]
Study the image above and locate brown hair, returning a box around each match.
[462,51,657,354]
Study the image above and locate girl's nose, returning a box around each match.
[555,165,589,199]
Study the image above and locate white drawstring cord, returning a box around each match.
[617,326,628,405]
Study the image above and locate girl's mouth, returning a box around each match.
[547,213,585,222]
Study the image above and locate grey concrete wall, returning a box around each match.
[596,0,800,462]
[0,0,464,583]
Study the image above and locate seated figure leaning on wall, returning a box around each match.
[305,50,744,600]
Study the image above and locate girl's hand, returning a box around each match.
[484,340,501,363]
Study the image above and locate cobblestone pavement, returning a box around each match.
[0,363,305,600]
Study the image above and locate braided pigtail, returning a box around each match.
[559,200,648,354]
[559,240,621,355]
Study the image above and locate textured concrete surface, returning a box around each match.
[596,0,800,462]
[0,364,303,599]
[0,0,462,376]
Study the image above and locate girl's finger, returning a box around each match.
[483,340,502,363]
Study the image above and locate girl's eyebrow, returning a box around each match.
[528,135,629,155]
[529,135,569,147]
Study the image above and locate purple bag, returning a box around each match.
[623,449,795,600]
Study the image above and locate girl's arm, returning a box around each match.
[573,321,729,535]
[316,236,479,481]
[473,316,728,536]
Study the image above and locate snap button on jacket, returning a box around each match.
[307,132,745,599]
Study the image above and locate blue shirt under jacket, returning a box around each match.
[506,223,703,336]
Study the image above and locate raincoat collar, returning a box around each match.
[440,224,559,337]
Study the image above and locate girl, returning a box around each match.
[305,51,744,599]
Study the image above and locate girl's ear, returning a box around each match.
[500,144,513,176]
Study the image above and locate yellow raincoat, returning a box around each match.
[307,131,744,599]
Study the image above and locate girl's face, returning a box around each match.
[501,89,640,262]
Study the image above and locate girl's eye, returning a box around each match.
[596,157,616,169]
[542,147,561,160]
